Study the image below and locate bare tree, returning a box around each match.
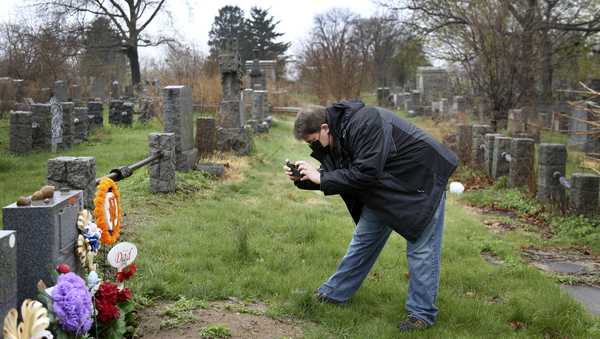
[38,0,171,86]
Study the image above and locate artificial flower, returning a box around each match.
[56,263,70,274]
[116,263,136,282]
[94,282,120,323]
[51,273,93,335]
[117,288,132,303]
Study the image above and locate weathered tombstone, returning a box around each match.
[217,126,253,155]
[47,156,96,208]
[60,102,74,149]
[537,143,567,204]
[53,80,68,102]
[109,99,124,125]
[73,107,89,144]
[13,79,25,103]
[252,90,267,122]
[31,103,52,151]
[9,111,33,154]
[456,124,473,165]
[570,173,600,217]
[48,97,64,152]
[196,117,217,156]
[70,84,81,103]
[569,104,600,155]
[218,44,243,128]
[2,190,83,307]
[249,57,266,91]
[0,230,17,329]
[240,88,254,124]
[111,80,120,99]
[87,101,104,129]
[162,85,198,171]
[471,124,493,168]
[492,136,512,179]
[91,78,105,100]
[149,133,176,193]
[509,138,535,188]
[453,96,466,114]
[484,133,503,177]
[416,67,449,107]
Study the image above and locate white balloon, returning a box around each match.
[449,182,465,194]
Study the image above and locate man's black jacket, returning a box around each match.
[295,100,458,242]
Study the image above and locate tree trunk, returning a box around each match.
[127,45,141,86]
[540,18,554,103]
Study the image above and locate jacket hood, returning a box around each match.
[326,100,365,131]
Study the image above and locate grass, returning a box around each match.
[1,110,598,338]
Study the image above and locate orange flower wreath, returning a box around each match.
[94,177,122,245]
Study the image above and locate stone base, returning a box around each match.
[217,127,253,156]
[196,163,225,177]
[176,148,198,172]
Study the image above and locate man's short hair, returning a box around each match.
[293,105,327,140]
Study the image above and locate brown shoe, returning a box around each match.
[398,315,431,332]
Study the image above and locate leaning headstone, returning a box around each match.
[196,117,217,157]
[60,102,74,149]
[2,190,83,307]
[509,138,535,188]
[0,230,17,329]
[570,173,600,217]
[492,136,512,179]
[484,133,503,177]
[9,111,33,155]
[31,103,52,151]
[162,85,198,171]
[537,143,567,204]
[456,124,473,165]
[149,133,176,193]
[471,124,493,168]
[47,156,96,208]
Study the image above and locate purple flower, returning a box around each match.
[51,272,93,335]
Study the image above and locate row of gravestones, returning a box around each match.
[0,132,178,331]
[455,123,600,217]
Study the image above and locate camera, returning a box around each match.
[285,160,302,177]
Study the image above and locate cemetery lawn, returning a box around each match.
[1,114,599,338]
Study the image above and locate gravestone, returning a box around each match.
[162,85,198,171]
[9,111,33,154]
[537,143,567,204]
[13,79,25,103]
[241,89,254,125]
[91,78,105,100]
[87,101,104,129]
[249,57,266,91]
[456,124,473,165]
[509,138,535,188]
[73,107,89,144]
[0,230,17,331]
[3,190,83,307]
[49,97,63,152]
[416,67,449,106]
[492,136,512,179]
[53,80,67,102]
[70,84,81,103]
[252,90,267,122]
[217,126,253,156]
[484,133,503,177]
[471,124,493,168]
[47,156,96,208]
[507,109,525,136]
[111,80,120,99]
[149,133,176,193]
[31,103,52,151]
[60,102,74,149]
[377,87,391,108]
[569,105,600,155]
[196,117,217,156]
[109,100,124,125]
[570,173,599,217]
[452,96,466,114]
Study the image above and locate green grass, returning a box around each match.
[1,113,598,337]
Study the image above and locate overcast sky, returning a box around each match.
[0,0,382,61]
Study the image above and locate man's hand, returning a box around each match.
[283,160,301,181]
[297,160,320,184]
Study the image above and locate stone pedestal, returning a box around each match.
[509,138,535,188]
[47,156,96,208]
[149,133,176,193]
[537,143,567,204]
[2,190,83,307]
[162,85,197,171]
[492,137,512,179]
[31,104,52,151]
[60,102,74,149]
[9,111,33,154]
[251,90,267,122]
[219,100,242,128]
[570,173,599,217]
[0,230,17,331]
[87,101,103,129]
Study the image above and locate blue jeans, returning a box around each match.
[318,194,446,325]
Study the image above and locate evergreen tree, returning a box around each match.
[246,7,290,60]
[208,6,252,61]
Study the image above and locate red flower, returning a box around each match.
[56,263,70,274]
[116,263,137,282]
[95,282,121,323]
[117,288,132,303]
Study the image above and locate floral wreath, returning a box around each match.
[94,177,122,245]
